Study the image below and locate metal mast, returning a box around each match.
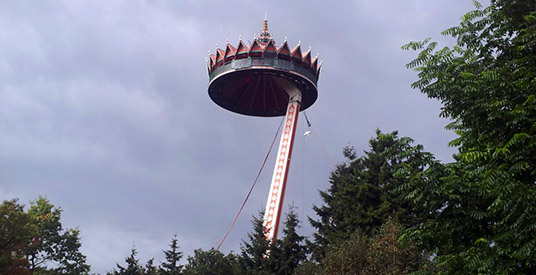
[263,79,301,242]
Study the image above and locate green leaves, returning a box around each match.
[319,219,424,275]
[401,38,431,51]
[0,199,35,274]
[403,0,536,273]
[0,197,89,274]
[183,249,242,275]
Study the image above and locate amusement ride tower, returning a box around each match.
[207,20,321,242]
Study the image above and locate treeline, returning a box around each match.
[104,207,307,275]
[2,0,535,274]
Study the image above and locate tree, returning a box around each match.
[160,234,183,275]
[0,197,89,274]
[145,258,158,275]
[0,199,35,275]
[26,196,90,274]
[365,219,424,275]
[309,130,439,261]
[114,247,144,275]
[402,0,536,273]
[294,261,320,275]
[319,219,424,275]
[182,249,243,275]
[321,230,369,275]
[240,211,273,274]
[272,205,307,275]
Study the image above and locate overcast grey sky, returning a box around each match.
[1,0,479,273]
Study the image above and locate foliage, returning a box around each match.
[240,208,308,274]
[293,260,320,275]
[26,196,90,274]
[0,197,89,275]
[182,249,243,275]
[309,130,440,261]
[240,211,273,274]
[365,219,425,274]
[159,234,183,275]
[271,205,307,275]
[402,0,536,273]
[145,258,158,275]
[113,247,144,275]
[0,199,34,275]
[321,229,369,275]
[317,219,423,275]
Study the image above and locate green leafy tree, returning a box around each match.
[319,219,424,275]
[26,196,90,274]
[0,197,90,274]
[321,230,369,275]
[0,199,35,275]
[365,219,424,275]
[0,197,89,274]
[182,249,243,275]
[309,130,439,261]
[402,0,536,273]
[159,234,183,275]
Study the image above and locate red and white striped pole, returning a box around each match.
[263,79,301,242]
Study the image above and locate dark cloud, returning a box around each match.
[0,0,481,273]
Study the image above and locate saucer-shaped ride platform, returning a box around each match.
[207,21,321,117]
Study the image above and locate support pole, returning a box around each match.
[263,79,301,243]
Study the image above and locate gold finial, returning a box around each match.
[258,14,272,45]
[263,19,268,33]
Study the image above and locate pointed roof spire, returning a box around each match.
[258,15,273,45]
[263,13,268,33]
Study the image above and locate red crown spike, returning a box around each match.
[215,48,225,68]
[302,49,311,68]
[249,39,263,58]
[224,43,237,62]
[207,61,212,75]
[209,54,216,69]
[263,39,277,58]
[290,44,302,65]
[235,40,248,60]
[277,41,291,60]
[311,55,318,74]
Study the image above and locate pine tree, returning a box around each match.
[145,258,158,275]
[114,247,144,275]
[273,205,307,274]
[240,211,273,274]
[160,234,183,275]
[309,130,439,261]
